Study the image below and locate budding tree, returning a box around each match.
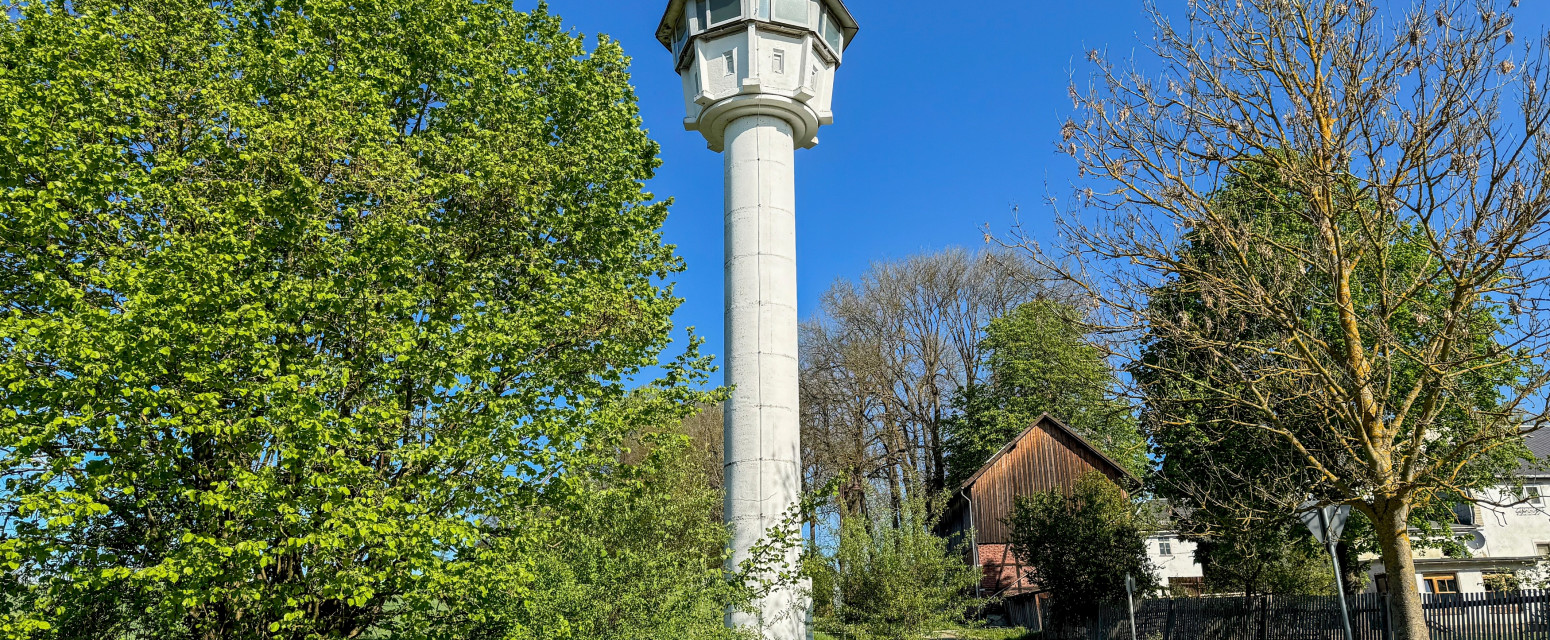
[1008,1,1550,636]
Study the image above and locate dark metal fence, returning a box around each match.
[1040,590,1550,639]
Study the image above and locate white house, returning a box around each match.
[1147,531,1205,595]
[1365,429,1550,595]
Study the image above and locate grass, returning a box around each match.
[815,626,1039,640]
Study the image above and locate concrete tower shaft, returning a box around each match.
[657,2,857,638]
[722,113,803,637]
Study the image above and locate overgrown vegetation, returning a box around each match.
[1006,473,1157,627]
[811,491,983,640]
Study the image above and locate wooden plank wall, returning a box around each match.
[969,419,1128,545]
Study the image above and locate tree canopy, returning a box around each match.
[1006,0,1550,635]
[946,300,1147,486]
[0,0,729,637]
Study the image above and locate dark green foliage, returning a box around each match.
[1005,473,1157,627]
[1193,518,1335,597]
[946,301,1146,487]
[0,0,732,637]
[1138,160,1531,596]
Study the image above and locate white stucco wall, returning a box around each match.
[1361,478,1550,594]
[1148,533,1203,588]
[1472,480,1550,559]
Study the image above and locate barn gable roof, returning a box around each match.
[958,413,1139,492]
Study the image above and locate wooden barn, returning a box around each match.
[939,413,1138,630]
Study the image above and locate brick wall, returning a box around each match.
[977,543,1038,597]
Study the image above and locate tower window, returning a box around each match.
[707,0,741,25]
[722,51,736,77]
[820,9,843,51]
[772,50,785,75]
[772,0,806,24]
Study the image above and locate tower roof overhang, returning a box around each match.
[655,0,859,51]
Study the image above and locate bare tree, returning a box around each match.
[800,249,1056,520]
[1007,1,1550,636]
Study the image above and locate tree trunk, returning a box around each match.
[1373,501,1427,640]
[928,414,946,494]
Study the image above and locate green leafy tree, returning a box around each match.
[0,0,724,638]
[503,434,750,640]
[1193,519,1335,597]
[1013,1,1550,635]
[817,490,982,640]
[946,301,1146,486]
[1005,472,1156,627]
[1137,162,1521,599]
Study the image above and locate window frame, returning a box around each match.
[704,0,743,28]
[1453,501,1477,526]
[1531,486,1543,506]
[1423,574,1460,595]
[1158,541,1173,556]
[819,8,843,52]
[770,0,808,27]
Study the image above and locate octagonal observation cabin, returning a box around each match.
[656,0,859,151]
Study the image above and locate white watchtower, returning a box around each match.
[655,1,858,638]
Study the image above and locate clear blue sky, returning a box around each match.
[535,1,1550,387]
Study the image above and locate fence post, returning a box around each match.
[1258,594,1270,640]
[1164,598,1175,640]
[1383,591,1395,640]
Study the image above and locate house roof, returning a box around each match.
[958,413,1140,492]
[1519,426,1550,477]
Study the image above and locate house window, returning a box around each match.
[1159,541,1173,556]
[1536,543,1550,558]
[1532,487,1544,506]
[1375,574,1389,594]
[707,0,741,26]
[1424,574,1459,594]
[1454,502,1477,526]
[772,0,806,24]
